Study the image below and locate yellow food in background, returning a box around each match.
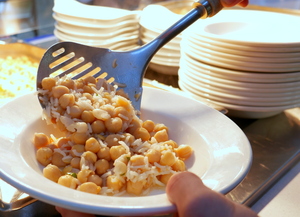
[0,56,38,100]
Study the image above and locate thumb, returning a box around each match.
[166,172,257,217]
[55,206,96,217]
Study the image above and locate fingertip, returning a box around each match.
[166,172,205,203]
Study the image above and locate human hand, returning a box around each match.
[221,0,249,7]
[166,172,258,217]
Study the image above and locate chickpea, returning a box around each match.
[43,164,62,182]
[71,144,85,157]
[58,93,75,109]
[95,159,109,175]
[105,134,122,147]
[115,96,131,111]
[33,133,50,149]
[107,175,123,191]
[69,105,82,118]
[58,175,78,189]
[82,92,93,101]
[51,152,67,167]
[154,123,168,132]
[60,78,75,89]
[110,145,126,161]
[52,85,70,98]
[81,151,97,164]
[81,110,95,123]
[122,133,135,145]
[83,76,96,84]
[130,155,145,167]
[56,119,67,132]
[77,169,94,183]
[160,173,173,185]
[70,157,81,169]
[146,149,161,164]
[172,159,186,171]
[92,108,110,121]
[133,127,150,141]
[163,140,178,149]
[105,117,123,133]
[83,83,96,94]
[91,120,106,134]
[74,122,88,134]
[153,129,168,143]
[36,147,53,166]
[160,150,176,166]
[62,165,73,174]
[101,104,115,117]
[78,182,100,194]
[175,145,193,160]
[56,137,71,149]
[71,132,88,145]
[127,116,142,135]
[87,174,103,186]
[41,77,56,91]
[97,146,111,161]
[127,180,144,195]
[113,106,130,121]
[85,137,100,153]
[142,120,155,133]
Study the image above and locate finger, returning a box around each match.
[166,171,227,217]
[55,206,96,217]
[221,0,249,7]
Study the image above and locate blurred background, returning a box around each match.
[1,0,300,43]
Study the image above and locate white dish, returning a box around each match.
[140,4,182,32]
[189,9,300,47]
[180,65,300,99]
[179,73,300,107]
[180,53,300,83]
[55,23,139,38]
[53,0,140,21]
[182,47,300,73]
[189,33,300,53]
[148,62,179,75]
[53,13,139,30]
[0,87,252,216]
[183,37,300,63]
[185,34,300,58]
[54,29,139,48]
[178,81,297,119]
[179,57,300,91]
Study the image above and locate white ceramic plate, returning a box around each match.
[185,34,300,58]
[179,73,300,107]
[0,87,252,216]
[181,46,300,73]
[189,9,300,47]
[178,81,297,119]
[179,53,300,83]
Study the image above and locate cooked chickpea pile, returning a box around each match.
[34,75,193,196]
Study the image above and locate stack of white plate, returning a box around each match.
[52,0,140,51]
[139,4,187,75]
[179,9,300,119]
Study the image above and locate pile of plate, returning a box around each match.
[179,9,300,119]
[139,4,187,75]
[52,0,140,51]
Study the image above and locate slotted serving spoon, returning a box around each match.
[37,0,223,111]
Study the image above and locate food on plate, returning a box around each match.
[0,56,37,100]
[34,75,193,196]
